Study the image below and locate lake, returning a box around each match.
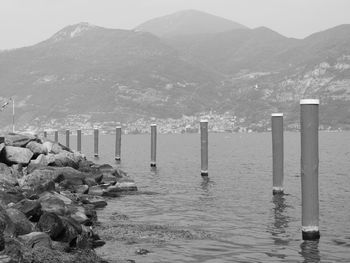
[57,131,350,262]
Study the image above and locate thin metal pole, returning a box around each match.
[65,129,70,148]
[115,125,122,161]
[54,131,58,143]
[200,120,208,176]
[94,128,99,157]
[300,99,320,240]
[77,129,82,153]
[271,113,284,194]
[150,124,157,167]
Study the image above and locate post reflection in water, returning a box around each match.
[269,194,291,246]
[299,240,320,263]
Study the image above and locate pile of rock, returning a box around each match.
[0,133,137,263]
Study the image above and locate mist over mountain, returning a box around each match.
[0,10,349,131]
[135,9,247,38]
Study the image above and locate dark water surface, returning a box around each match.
[62,132,350,262]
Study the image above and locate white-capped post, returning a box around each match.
[65,129,70,148]
[200,120,208,176]
[115,125,122,161]
[271,113,284,194]
[94,128,99,158]
[77,129,82,153]
[150,124,157,167]
[54,131,58,143]
[300,99,320,240]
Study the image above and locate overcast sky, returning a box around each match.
[1,0,350,49]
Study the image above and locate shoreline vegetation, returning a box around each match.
[0,132,137,262]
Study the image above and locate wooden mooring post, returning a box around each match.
[271,113,284,194]
[150,124,157,167]
[115,125,122,161]
[43,131,47,138]
[94,128,99,158]
[300,99,320,240]
[200,120,208,176]
[77,129,82,153]
[65,130,70,148]
[54,131,58,143]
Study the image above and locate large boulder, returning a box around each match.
[49,151,81,169]
[88,185,104,196]
[0,163,17,186]
[37,212,64,240]
[105,178,138,193]
[54,167,85,183]
[1,146,33,165]
[0,189,25,207]
[66,205,88,224]
[58,216,82,244]
[6,208,33,235]
[26,141,47,156]
[0,143,4,158]
[42,141,53,154]
[39,193,66,215]
[4,133,39,147]
[0,207,16,237]
[78,195,107,209]
[40,191,73,205]
[18,232,52,249]
[19,168,59,189]
[12,199,42,222]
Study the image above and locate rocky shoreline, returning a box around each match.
[0,132,137,263]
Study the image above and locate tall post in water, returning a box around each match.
[150,124,157,167]
[94,128,99,157]
[54,131,58,143]
[200,120,208,176]
[43,131,47,138]
[271,113,284,194]
[115,125,122,161]
[65,130,70,148]
[300,99,320,240]
[77,129,82,153]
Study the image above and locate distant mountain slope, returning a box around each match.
[166,27,298,74]
[0,16,350,131]
[135,9,247,37]
[0,22,222,129]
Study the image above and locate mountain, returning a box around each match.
[0,12,350,132]
[166,26,298,75]
[135,9,247,38]
[0,22,222,130]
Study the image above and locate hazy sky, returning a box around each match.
[1,0,350,49]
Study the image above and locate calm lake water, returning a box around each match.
[59,132,350,262]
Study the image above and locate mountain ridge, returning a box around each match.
[0,11,349,131]
[135,9,248,38]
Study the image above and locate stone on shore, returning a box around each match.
[58,216,82,244]
[39,193,66,215]
[4,133,38,148]
[12,199,42,222]
[18,231,52,249]
[26,141,47,156]
[0,163,17,186]
[37,212,64,240]
[2,146,33,165]
[19,168,58,190]
[78,195,107,209]
[5,208,33,236]
[0,190,25,207]
[0,207,15,237]
[106,178,138,193]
